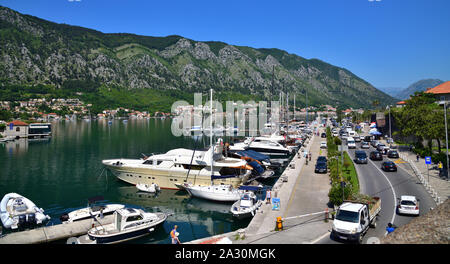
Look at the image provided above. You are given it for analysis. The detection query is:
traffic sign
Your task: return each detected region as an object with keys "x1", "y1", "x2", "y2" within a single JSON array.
[{"x1": 425, "y1": 156, "x2": 432, "y2": 165}]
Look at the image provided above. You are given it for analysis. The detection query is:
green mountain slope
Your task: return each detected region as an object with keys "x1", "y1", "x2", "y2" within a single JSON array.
[{"x1": 0, "y1": 5, "x2": 396, "y2": 111}]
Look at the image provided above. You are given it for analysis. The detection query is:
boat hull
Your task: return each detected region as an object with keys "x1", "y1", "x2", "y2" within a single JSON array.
[
  {"x1": 185, "y1": 186, "x2": 241, "y2": 202},
  {"x1": 104, "y1": 164, "x2": 248, "y2": 190},
  {"x1": 87, "y1": 213, "x2": 166, "y2": 244}
]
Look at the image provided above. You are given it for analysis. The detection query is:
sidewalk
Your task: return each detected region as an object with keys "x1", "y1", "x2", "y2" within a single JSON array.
[{"x1": 395, "y1": 147, "x2": 450, "y2": 204}]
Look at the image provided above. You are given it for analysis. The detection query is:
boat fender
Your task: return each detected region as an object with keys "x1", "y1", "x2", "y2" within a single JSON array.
[
  {"x1": 27, "y1": 213, "x2": 36, "y2": 224},
  {"x1": 18, "y1": 214, "x2": 26, "y2": 226},
  {"x1": 66, "y1": 237, "x2": 79, "y2": 244},
  {"x1": 149, "y1": 228, "x2": 155, "y2": 232}
]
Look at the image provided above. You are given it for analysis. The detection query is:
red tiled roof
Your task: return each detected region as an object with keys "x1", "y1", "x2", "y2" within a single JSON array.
[
  {"x1": 396, "y1": 101, "x2": 406, "y2": 105},
  {"x1": 425, "y1": 81, "x2": 450, "y2": 95},
  {"x1": 7, "y1": 120, "x2": 28, "y2": 126}
]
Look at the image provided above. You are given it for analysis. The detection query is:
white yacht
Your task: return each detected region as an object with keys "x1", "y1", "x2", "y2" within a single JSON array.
[
  {"x1": 102, "y1": 139, "x2": 253, "y2": 190},
  {"x1": 229, "y1": 137, "x2": 291, "y2": 157}
]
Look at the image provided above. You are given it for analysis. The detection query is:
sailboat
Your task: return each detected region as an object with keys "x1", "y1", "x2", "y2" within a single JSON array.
[{"x1": 180, "y1": 89, "x2": 250, "y2": 202}]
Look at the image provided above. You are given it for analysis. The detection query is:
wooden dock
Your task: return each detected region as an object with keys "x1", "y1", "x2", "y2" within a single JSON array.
[{"x1": 0, "y1": 215, "x2": 114, "y2": 244}]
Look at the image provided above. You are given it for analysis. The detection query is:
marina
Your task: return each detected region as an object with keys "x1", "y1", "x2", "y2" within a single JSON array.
[{"x1": 0, "y1": 116, "x2": 314, "y2": 244}]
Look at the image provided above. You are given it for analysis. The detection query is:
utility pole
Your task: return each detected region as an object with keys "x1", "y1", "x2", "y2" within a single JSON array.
[
  {"x1": 445, "y1": 100, "x2": 449, "y2": 180},
  {"x1": 388, "y1": 105, "x2": 392, "y2": 146},
  {"x1": 305, "y1": 89, "x2": 308, "y2": 124}
]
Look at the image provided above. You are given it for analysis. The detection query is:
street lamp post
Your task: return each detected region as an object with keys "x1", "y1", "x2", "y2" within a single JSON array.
[{"x1": 444, "y1": 101, "x2": 449, "y2": 180}]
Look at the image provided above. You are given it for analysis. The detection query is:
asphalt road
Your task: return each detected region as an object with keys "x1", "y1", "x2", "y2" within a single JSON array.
[{"x1": 318, "y1": 140, "x2": 437, "y2": 244}]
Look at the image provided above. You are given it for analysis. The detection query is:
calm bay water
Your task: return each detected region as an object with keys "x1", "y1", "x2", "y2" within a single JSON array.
[{"x1": 0, "y1": 118, "x2": 273, "y2": 243}]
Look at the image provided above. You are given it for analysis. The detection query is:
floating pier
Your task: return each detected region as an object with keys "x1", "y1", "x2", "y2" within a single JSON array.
[{"x1": 0, "y1": 215, "x2": 114, "y2": 244}]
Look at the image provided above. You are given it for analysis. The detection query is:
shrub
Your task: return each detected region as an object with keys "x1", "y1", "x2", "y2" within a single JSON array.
[{"x1": 328, "y1": 182, "x2": 353, "y2": 206}]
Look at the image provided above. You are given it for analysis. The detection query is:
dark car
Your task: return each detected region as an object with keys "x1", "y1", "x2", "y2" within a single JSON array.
[
  {"x1": 354, "y1": 151, "x2": 368, "y2": 164},
  {"x1": 387, "y1": 150, "x2": 399, "y2": 158},
  {"x1": 382, "y1": 161, "x2": 397, "y2": 172},
  {"x1": 315, "y1": 162, "x2": 328, "y2": 173},
  {"x1": 370, "y1": 151, "x2": 383, "y2": 161},
  {"x1": 321, "y1": 133, "x2": 327, "y2": 138},
  {"x1": 317, "y1": 156, "x2": 327, "y2": 163}
]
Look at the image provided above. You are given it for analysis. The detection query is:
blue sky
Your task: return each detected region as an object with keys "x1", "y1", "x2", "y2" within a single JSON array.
[{"x1": 1, "y1": 0, "x2": 449, "y2": 89}]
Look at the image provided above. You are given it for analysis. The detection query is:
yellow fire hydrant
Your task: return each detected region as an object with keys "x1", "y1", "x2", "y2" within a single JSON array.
[{"x1": 276, "y1": 217, "x2": 283, "y2": 231}]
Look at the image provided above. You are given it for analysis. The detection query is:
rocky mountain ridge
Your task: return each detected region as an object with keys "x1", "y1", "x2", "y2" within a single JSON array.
[{"x1": 0, "y1": 5, "x2": 396, "y2": 108}]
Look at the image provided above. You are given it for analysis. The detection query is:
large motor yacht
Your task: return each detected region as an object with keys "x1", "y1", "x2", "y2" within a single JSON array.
[
  {"x1": 229, "y1": 136, "x2": 292, "y2": 157},
  {"x1": 102, "y1": 139, "x2": 253, "y2": 190}
]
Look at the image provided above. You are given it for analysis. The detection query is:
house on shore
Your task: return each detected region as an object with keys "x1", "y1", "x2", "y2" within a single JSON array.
[
  {"x1": 5, "y1": 120, "x2": 29, "y2": 139},
  {"x1": 425, "y1": 81, "x2": 450, "y2": 104}
]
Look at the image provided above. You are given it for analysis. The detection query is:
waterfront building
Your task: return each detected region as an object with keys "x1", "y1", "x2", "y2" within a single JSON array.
[{"x1": 5, "y1": 120, "x2": 29, "y2": 138}]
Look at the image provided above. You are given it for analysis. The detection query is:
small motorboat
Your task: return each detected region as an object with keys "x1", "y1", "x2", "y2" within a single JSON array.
[
  {"x1": 136, "y1": 183, "x2": 160, "y2": 193},
  {"x1": 74, "y1": 208, "x2": 167, "y2": 244},
  {"x1": 230, "y1": 191, "x2": 262, "y2": 219},
  {"x1": 182, "y1": 183, "x2": 244, "y2": 202},
  {"x1": 0, "y1": 193, "x2": 50, "y2": 229},
  {"x1": 60, "y1": 196, "x2": 125, "y2": 223}
]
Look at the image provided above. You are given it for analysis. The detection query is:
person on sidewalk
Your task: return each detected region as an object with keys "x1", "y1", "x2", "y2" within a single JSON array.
[
  {"x1": 416, "y1": 154, "x2": 420, "y2": 162},
  {"x1": 266, "y1": 189, "x2": 271, "y2": 204}
]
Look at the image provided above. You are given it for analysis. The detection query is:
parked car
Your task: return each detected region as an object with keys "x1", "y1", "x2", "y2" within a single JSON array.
[
  {"x1": 387, "y1": 150, "x2": 399, "y2": 158},
  {"x1": 321, "y1": 133, "x2": 327, "y2": 138},
  {"x1": 320, "y1": 142, "x2": 327, "y2": 149},
  {"x1": 370, "y1": 151, "x2": 383, "y2": 161},
  {"x1": 381, "y1": 161, "x2": 397, "y2": 172},
  {"x1": 315, "y1": 162, "x2": 328, "y2": 173},
  {"x1": 354, "y1": 150, "x2": 368, "y2": 164},
  {"x1": 361, "y1": 141, "x2": 370, "y2": 149},
  {"x1": 397, "y1": 195, "x2": 420, "y2": 216}
]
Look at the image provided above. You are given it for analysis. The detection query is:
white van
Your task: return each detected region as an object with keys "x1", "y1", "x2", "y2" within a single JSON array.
[
  {"x1": 349, "y1": 131, "x2": 356, "y2": 137},
  {"x1": 347, "y1": 137, "x2": 356, "y2": 149}
]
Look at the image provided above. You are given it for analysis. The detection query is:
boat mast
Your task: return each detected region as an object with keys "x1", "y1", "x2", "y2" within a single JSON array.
[
  {"x1": 210, "y1": 88, "x2": 213, "y2": 184},
  {"x1": 294, "y1": 94, "x2": 296, "y2": 120}
]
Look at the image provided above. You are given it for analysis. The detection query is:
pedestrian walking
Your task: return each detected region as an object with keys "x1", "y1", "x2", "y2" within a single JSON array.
[
  {"x1": 416, "y1": 154, "x2": 420, "y2": 162},
  {"x1": 309, "y1": 152, "x2": 312, "y2": 161},
  {"x1": 438, "y1": 161, "x2": 443, "y2": 175}
]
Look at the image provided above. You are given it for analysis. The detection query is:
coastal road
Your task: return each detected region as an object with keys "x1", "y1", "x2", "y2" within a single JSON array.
[{"x1": 317, "y1": 141, "x2": 437, "y2": 244}]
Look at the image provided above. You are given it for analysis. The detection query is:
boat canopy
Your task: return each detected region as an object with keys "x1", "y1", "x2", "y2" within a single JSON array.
[
  {"x1": 248, "y1": 161, "x2": 265, "y2": 175},
  {"x1": 236, "y1": 150, "x2": 270, "y2": 162}
]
